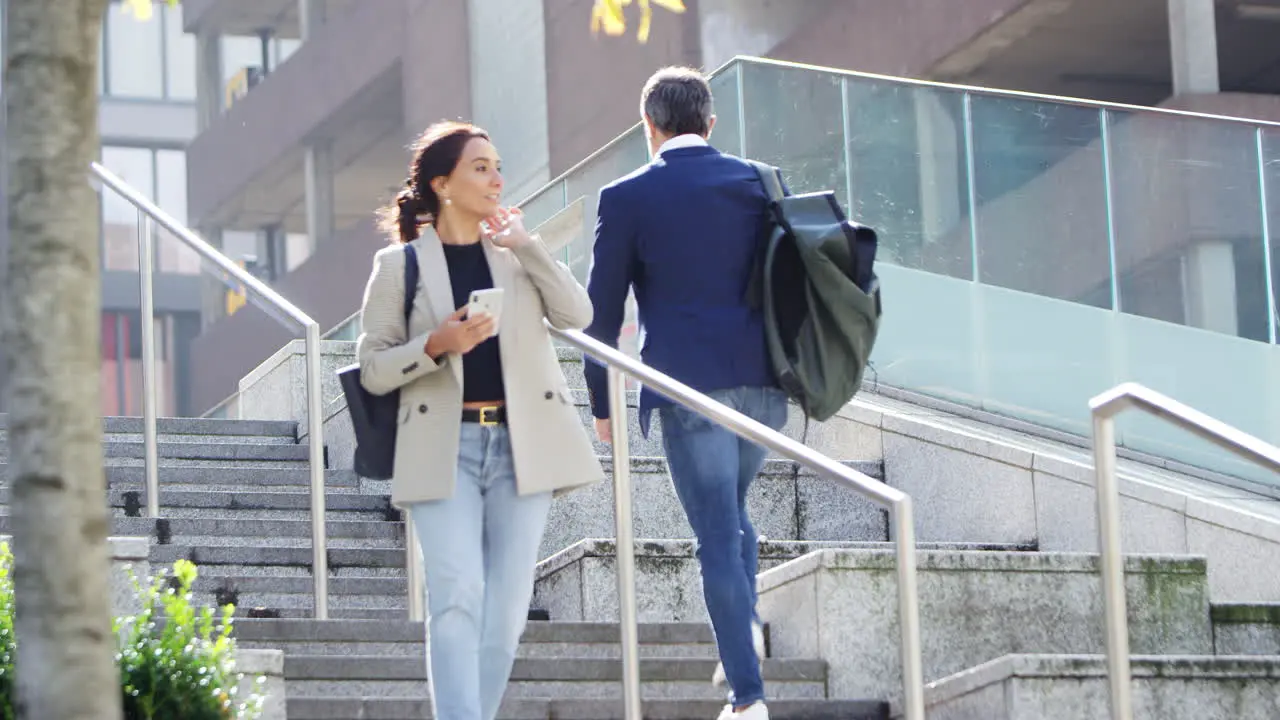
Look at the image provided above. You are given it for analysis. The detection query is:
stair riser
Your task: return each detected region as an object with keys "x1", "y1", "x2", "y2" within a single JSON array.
[
  {"x1": 116, "y1": 509, "x2": 391, "y2": 522},
  {"x1": 102, "y1": 433, "x2": 296, "y2": 446},
  {"x1": 240, "y1": 641, "x2": 719, "y2": 659},
  {"x1": 283, "y1": 679, "x2": 826, "y2": 700}
]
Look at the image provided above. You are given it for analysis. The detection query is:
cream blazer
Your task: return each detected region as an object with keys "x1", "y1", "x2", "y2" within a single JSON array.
[{"x1": 356, "y1": 228, "x2": 604, "y2": 506}]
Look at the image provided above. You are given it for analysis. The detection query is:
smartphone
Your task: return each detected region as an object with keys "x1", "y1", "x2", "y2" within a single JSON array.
[{"x1": 467, "y1": 288, "x2": 504, "y2": 335}]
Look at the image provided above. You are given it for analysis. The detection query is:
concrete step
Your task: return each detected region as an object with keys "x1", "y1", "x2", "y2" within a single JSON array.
[
  {"x1": 193, "y1": 590, "x2": 401, "y2": 614},
  {"x1": 102, "y1": 440, "x2": 311, "y2": 462},
  {"x1": 149, "y1": 543, "x2": 403, "y2": 568},
  {"x1": 101, "y1": 488, "x2": 393, "y2": 514},
  {"x1": 237, "y1": 620, "x2": 725, "y2": 659},
  {"x1": 0, "y1": 515, "x2": 399, "y2": 546},
  {"x1": 283, "y1": 655, "x2": 829, "y2": 700},
  {"x1": 235, "y1": 619, "x2": 715, "y2": 645},
  {"x1": 199, "y1": 574, "x2": 405, "y2": 598},
  {"x1": 287, "y1": 697, "x2": 887, "y2": 720},
  {"x1": 115, "y1": 507, "x2": 393, "y2": 522},
  {"x1": 0, "y1": 414, "x2": 297, "y2": 439},
  {"x1": 184, "y1": 564, "x2": 405, "y2": 580},
  {"x1": 90, "y1": 466, "x2": 356, "y2": 487}
]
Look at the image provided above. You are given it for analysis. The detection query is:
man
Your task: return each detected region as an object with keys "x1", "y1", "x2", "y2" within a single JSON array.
[{"x1": 583, "y1": 66, "x2": 788, "y2": 720}]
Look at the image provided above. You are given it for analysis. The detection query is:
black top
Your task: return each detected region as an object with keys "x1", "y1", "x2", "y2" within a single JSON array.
[{"x1": 441, "y1": 242, "x2": 506, "y2": 404}]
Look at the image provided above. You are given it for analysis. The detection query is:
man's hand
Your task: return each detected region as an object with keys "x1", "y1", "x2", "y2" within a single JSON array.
[{"x1": 594, "y1": 417, "x2": 612, "y2": 444}]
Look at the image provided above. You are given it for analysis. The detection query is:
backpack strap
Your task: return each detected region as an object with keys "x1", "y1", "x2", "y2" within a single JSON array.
[
  {"x1": 402, "y1": 243, "x2": 420, "y2": 327},
  {"x1": 743, "y1": 160, "x2": 787, "y2": 310},
  {"x1": 747, "y1": 160, "x2": 787, "y2": 202}
]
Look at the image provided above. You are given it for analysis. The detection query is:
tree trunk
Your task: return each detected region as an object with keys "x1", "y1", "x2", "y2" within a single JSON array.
[{"x1": 1, "y1": 2, "x2": 120, "y2": 719}]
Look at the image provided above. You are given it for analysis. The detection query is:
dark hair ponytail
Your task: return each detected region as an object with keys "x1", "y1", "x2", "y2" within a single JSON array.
[
  {"x1": 380, "y1": 121, "x2": 490, "y2": 244},
  {"x1": 393, "y1": 187, "x2": 427, "y2": 244}
]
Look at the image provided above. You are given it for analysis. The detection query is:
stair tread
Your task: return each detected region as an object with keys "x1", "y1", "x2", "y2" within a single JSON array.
[
  {"x1": 284, "y1": 696, "x2": 889, "y2": 720},
  {"x1": 234, "y1": 619, "x2": 726, "y2": 644},
  {"x1": 283, "y1": 654, "x2": 828, "y2": 682}
]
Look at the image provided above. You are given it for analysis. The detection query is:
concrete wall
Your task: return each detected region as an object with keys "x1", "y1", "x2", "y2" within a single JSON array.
[
  {"x1": 758, "y1": 549, "x2": 1213, "y2": 706},
  {"x1": 466, "y1": 0, "x2": 551, "y2": 203},
  {"x1": 542, "y1": 0, "x2": 701, "y2": 176},
  {"x1": 920, "y1": 654, "x2": 1280, "y2": 720}
]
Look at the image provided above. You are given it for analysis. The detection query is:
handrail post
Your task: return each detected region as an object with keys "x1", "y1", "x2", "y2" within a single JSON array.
[
  {"x1": 303, "y1": 323, "x2": 330, "y2": 620},
  {"x1": 892, "y1": 497, "x2": 925, "y2": 720},
  {"x1": 608, "y1": 366, "x2": 642, "y2": 720},
  {"x1": 1091, "y1": 410, "x2": 1132, "y2": 720},
  {"x1": 406, "y1": 512, "x2": 425, "y2": 621},
  {"x1": 138, "y1": 211, "x2": 160, "y2": 518}
]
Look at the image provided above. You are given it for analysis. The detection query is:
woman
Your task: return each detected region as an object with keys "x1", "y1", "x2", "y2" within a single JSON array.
[{"x1": 357, "y1": 121, "x2": 603, "y2": 720}]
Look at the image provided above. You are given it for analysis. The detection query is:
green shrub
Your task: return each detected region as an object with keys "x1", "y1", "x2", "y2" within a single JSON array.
[
  {"x1": 0, "y1": 545, "x2": 15, "y2": 720},
  {"x1": 0, "y1": 544, "x2": 264, "y2": 719}
]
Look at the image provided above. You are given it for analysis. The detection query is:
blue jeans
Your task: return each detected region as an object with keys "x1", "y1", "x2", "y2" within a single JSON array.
[
  {"x1": 408, "y1": 423, "x2": 553, "y2": 720},
  {"x1": 659, "y1": 386, "x2": 789, "y2": 707}
]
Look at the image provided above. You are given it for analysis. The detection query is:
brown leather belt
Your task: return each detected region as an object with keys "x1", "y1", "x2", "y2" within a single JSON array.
[{"x1": 461, "y1": 405, "x2": 506, "y2": 425}]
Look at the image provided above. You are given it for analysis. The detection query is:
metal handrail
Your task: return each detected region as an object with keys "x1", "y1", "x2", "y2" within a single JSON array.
[
  {"x1": 550, "y1": 325, "x2": 925, "y2": 720},
  {"x1": 88, "y1": 162, "x2": 331, "y2": 620},
  {"x1": 1089, "y1": 382, "x2": 1280, "y2": 720}
]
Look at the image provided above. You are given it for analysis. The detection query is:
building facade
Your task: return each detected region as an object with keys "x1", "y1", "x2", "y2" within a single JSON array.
[{"x1": 159, "y1": 0, "x2": 1280, "y2": 411}]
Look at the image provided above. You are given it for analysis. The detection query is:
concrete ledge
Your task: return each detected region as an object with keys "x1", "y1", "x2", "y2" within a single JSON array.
[
  {"x1": 0, "y1": 535, "x2": 151, "y2": 619},
  {"x1": 916, "y1": 654, "x2": 1280, "y2": 719},
  {"x1": 535, "y1": 539, "x2": 1036, "y2": 624},
  {"x1": 238, "y1": 339, "x2": 355, "y2": 426},
  {"x1": 1213, "y1": 603, "x2": 1280, "y2": 655},
  {"x1": 236, "y1": 648, "x2": 286, "y2": 720},
  {"x1": 758, "y1": 548, "x2": 1213, "y2": 707}
]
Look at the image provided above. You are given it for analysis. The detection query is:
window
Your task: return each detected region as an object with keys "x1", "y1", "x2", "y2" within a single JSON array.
[
  {"x1": 100, "y1": 1, "x2": 196, "y2": 100},
  {"x1": 100, "y1": 145, "x2": 199, "y2": 274}
]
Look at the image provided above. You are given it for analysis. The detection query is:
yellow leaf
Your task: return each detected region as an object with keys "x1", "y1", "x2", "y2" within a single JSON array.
[
  {"x1": 591, "y1": 0, "x2": 628, "y2": 37},
  {"x1": 650, "y1": 0, "x2": 687, "y2": 11},
  {"x1": 637, "y1": 1, "x2": 652, "y2": 43},
  {"x1": 122, "y1": 0, "x2": 154, "y2": 21}
]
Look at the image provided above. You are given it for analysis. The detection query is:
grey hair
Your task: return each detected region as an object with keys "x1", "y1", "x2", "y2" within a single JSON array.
[{"x1": 640, "y1": 66, "x2": 713, "y2": 137}]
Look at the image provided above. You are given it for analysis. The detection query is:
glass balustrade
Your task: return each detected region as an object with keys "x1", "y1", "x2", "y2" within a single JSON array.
[{"x1": 325, "y1": 57, "x2": 1280, "y2": 486}]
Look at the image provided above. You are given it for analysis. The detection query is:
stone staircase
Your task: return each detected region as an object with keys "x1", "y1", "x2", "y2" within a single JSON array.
[
  {"x1": 0, "y1": 414, "x2": 895, "y2": 718},
  {"x1": 5, "y1": 359, "x2": 1280, "y2": 717},
  {"x1": 235, "y1": 619, "x2": 887, "y2": 719}
]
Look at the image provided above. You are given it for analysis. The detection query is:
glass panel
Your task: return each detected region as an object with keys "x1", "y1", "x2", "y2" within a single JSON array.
[
  {"x1": 519, "y1": 181, "x2": 566, "y2": 235},
  {"x1": 101, "y1": 146, "x2": 156, "y2": 271},
  {"x1": 741, "y1": 62, "x2": 846, "y2": 200},
  {"x1": 970, "y1": 97, "x2": 1110, "y2": 306},
  {"x1": 562, "y1": 129, "x2": 648, "y2": 281},
  {"x1": 870, "y1": 262, "x2": 1280, "y2": 488},
  {"x1": 105, "y1": 3, "x2": 163, "y2": 98},
  {"x1": 845, "y1": 78, "x2": 972, "y2": 279},
  {"x1": 1109, "y1": 111, "x2": 1268, "y2": 341},
  {"x1": 708, "y1": 63, "x2": 742, "y2": 156},
  {"x1": 163, "y1": 4, "x2": 196, "y2": 100},
  {"x1": 1265, "y1": 130, "x2": 1279, "y2": 344}
]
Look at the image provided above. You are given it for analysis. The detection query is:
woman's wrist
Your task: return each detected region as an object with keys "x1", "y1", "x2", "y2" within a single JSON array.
[{"x1": 424, "y1": 334, "x2": 445, "y2": 359}]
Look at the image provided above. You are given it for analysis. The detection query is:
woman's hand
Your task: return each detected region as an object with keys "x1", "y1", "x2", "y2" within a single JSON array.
[
  {"x1": 424, "y1": 307, "x2": 496, "y2": 358},
  {"x1": 481, "y1": 207, "x2": 533, "y2": 249}
]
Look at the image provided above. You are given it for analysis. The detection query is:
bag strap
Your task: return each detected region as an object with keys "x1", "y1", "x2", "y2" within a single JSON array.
[
  {"x1": 747, "y1": 160, "x2": 787, "y2": 202},
  {"x1": 402, "y1": 244, "x2": 420, "y2": 328},
  {"x1": 742, "y1": 160, "x2": 787, "y2": 310}
]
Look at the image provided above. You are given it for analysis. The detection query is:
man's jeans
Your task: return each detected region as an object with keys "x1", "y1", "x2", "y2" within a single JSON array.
[
  {"x1": 408, "y1": 423, "x2": 553, "y2": 720},
  {"x1": 659, "y1": 386, "x2": 789, "y2": 707}
]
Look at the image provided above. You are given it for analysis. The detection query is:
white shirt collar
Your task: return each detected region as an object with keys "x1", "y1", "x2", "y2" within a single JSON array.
[{"x1": 657, "y1": 133, "x2": 709, "y2": 156}]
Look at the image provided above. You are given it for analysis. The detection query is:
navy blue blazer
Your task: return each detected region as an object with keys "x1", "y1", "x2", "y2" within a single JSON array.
[{"x1": 583, "y1": 144, "x2": 777, "y2": 434}]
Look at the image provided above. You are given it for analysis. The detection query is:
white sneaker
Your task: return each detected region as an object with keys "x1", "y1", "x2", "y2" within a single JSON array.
[
  {"x1": 712, "y1": 621, "x2": 765, "y2": 687},
  {"x1": 716, "y1": 701, "x2": 770, "y2": 720}
]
